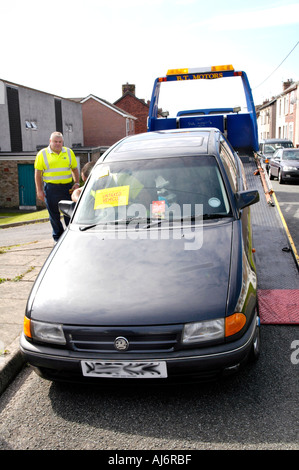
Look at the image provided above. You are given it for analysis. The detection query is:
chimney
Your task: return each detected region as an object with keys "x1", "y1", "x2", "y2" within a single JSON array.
[
  {"x1": 122, "y1": 83, "x2": 135, "y2": 95},
  {"x1": 283, "y1": 79, "x2": 293, "y2": 91}
]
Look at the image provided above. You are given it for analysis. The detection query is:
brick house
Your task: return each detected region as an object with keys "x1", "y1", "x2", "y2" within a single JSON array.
[
  {"x1": 256, "y1": 98, "x2": 277, "y2": 140},
  {"x1": 114, "y1": 84, "x2": 150, "y2": 134},
  {"x1": 79, "y1": 94, "x2": 137, "y2": 147},
  {"x1": 276, "y1": 80, "x2": 298, "y2": 144},
  {"x1": 257, "y1": 80, "x2": 299, "y2": 147}
]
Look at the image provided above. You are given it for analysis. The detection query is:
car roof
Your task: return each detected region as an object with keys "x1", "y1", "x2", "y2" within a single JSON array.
[
  {"x1": 102, "y1": 128, "x2": 221, "y2": 162},
  {"x1": 260, "y1": 138, "x2": 292, "y2": 143}
]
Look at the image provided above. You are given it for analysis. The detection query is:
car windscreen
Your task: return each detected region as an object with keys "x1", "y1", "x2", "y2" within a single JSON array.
[
  {"x1": 264, "y1": 145, "x2": 275, "y2": 154},
  {"x1": 281, "y1": 150, "x2": 299, "y2": 160},
  {"x1": 73, "y1": 155, "x2": 232, "y2": 226}
]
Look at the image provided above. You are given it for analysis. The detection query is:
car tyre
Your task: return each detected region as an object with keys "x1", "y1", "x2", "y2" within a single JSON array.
[
  {"x1": 278, "y1": 170, "x2": 284, "y2": 184},
  {"x1": 268, "y1": 167, "x2": 274, "y2": 180},
  {"x1": 249, "y1": 322, "x2": 261, "y2": 362}
]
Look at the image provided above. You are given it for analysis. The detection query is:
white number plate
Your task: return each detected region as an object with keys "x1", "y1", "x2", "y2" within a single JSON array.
[{"x1": 81, "y1": 360, "x2": 167, "y2": 379}]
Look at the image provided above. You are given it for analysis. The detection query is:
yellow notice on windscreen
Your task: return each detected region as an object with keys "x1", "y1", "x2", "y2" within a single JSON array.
[{"x1": 94, "y1": 185, "x2": 130, "y2": 209}]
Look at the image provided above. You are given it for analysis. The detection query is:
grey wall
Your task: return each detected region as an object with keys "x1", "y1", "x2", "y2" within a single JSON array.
[
  {"x1": 0, "y1": 80, "x2": 84, "y2": 152},
  {"x1": 0, "y1": 81, "x2": 11, "y2": 151}
]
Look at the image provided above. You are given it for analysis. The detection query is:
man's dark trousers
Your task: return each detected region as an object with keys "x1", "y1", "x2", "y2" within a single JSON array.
[{"x1": 44, "y1": 182, "x2": 72, "y2": 242}]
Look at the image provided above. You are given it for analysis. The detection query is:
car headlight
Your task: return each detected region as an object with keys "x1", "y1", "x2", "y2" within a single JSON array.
[
  {"x1": 24, "y1": 317, "x2": 66, "y2": 345},
  {"x1": 182, "y1": 313, "x2": 247, "y2": 344},
  {"x1": 283, "y1": 166, "x2": 297, "y2": 171},
  {"x1": 182, "y1": 319, "x2": 224, "y2": 344}
]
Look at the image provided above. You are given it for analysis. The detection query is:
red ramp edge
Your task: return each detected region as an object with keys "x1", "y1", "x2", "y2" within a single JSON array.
[{"x1": 258, "y1": 289, "x2": 299, "y2": 324}]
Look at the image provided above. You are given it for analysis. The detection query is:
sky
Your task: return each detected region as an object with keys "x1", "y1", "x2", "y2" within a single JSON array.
[{"x1": 1, "y1": 0, "x2": 299, "y2": 110}]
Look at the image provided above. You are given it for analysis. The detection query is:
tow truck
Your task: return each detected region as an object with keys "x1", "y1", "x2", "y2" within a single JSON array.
[
  {"x1": 148, "y1": 64, "x2": 299, "y2": 324},
  {"x1": 147, "y1": 64, "x2": 258, "y2": 158}
]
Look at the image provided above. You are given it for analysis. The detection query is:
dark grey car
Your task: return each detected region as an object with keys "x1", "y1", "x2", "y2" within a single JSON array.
[
  {"x1": 268, "y1": 148, "x2": 299, "y2": 184},
  {"x1": 20, "y1": 128, "x2": 260, "y2": 384},
  {"x1": 258, "y1": 139, "x2": 293, "y2": 171}
]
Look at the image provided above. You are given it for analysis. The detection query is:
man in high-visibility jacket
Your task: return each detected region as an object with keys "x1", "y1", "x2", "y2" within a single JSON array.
[{"x1": 34, "y1": 131, "x2": 80, "y2": 242}]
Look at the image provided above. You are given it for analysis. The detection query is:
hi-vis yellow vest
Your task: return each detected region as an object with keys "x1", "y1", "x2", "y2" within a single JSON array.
[{"x1": 35, "y1": 147, "x2": 76, "y2": 184}]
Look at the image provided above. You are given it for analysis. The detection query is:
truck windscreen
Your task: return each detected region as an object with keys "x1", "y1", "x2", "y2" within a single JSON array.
[{"x1": 158, "y1": 76, "x2": 247, "y2": 117}]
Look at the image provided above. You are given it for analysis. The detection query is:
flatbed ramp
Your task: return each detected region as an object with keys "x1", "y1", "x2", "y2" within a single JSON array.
[{"x1": 244, "y1": 157, "x2": 299, "y2": 324}]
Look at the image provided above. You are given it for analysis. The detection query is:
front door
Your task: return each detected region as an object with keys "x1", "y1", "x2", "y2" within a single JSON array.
[{"x1": 18, "y1": 164, "x2": 36, "y2": 208}]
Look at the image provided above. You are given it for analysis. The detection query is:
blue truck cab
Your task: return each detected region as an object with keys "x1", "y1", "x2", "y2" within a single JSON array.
[{"x1": 147, "y1": 65, "x2": 258, "y2": 156}]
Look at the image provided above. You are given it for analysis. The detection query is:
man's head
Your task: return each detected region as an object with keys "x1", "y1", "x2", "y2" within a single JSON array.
[
  {"x1": 81, "y1": 161, "x2": 96, "y2": 182},
  {"x1": 49, "y1": 132, "x2": 64, "y2": 154}
]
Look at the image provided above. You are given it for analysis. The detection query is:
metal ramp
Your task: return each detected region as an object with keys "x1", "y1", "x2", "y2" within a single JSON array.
[{"x1": 244, "y1": 157, "x2": 299, "y2": 324}]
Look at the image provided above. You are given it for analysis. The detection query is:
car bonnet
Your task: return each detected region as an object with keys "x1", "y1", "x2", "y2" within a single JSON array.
[{"x1": 28, "y1": 222, "x2": 234, "y2": 326}]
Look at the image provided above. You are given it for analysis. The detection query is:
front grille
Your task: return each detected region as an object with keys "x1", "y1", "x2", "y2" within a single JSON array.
[{"x1": 64, "y1": 325, "x2": 182, "y2": 353}]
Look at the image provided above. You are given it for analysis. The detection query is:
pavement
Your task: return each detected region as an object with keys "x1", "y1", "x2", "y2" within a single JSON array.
[
  {"x1": 0, "y1": 236, "x2": 53, "y2": 394},
  {"x1": 0, "y1": 156, "x2": 298, "y2": 395}
]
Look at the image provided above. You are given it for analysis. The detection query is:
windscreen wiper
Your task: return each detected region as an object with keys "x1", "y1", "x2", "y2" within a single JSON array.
[
  {"x1": 143, "y1": 218, "x2": 168, "y2": 229},
  {"x1": 79, "y1": 216, "x2": 149, "y2": 231},
  {"x1": 180, "y1": 213, "x2": 231, "y2": 222},
  {"x1": 202, "y1": 213, "x2": 232, "y2": 220},
  {"x1": 113, "y1": 216, "x2": 150, "y2": 225},
  {"x1": 79, "y1": 214, "x2": 231, "y2": 231},
  {"x1": 79, "y1": 223, "x2": 100, "y2": 231},
  {"x1": 145, "y1": 214, "x2": 203, "y2": 228}
]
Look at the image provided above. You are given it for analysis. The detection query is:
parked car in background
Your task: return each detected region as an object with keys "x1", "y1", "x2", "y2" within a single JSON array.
[
  {"x1": 258, "y1": 139, "x2": 294, "y2": 171},
  {"x1": 268, "y1": 148, "x2": 299, "y2": 184},
  {"x1": 20, "y1": 128, "x2": 260, "y2": 384}
]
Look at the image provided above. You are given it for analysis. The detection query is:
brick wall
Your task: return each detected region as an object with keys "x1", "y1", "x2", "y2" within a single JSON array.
[
  {"x1": 82, "y1": 98, "x2": 132, "y2": 147},
  {"x1": 0, "y1": 160, "x2": 33, "y2": 208},
  {"x1": 115, "y1": 93, "x2": 149, "y2": 134},
  {"x1": 0, "y1": 150, "x2": 103, "y2": 209}
]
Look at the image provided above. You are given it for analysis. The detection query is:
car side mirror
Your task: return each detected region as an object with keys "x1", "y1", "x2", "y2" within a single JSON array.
[
  {"x1": 58, "y1": 200, "x2": 76, "y2": 219},
  {"x1": 235, "y1": 190, "x2": 259, "y2": 211}
]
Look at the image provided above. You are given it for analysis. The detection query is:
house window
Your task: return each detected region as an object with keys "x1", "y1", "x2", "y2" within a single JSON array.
[{"x1": 25, "y1": 120, "x2": 38, "y2": 130}]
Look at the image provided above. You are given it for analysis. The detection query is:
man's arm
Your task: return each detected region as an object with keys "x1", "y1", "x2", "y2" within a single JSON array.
[
  {"x1": 71, "y1": 167, "x2": 80, "y2": 191},
  {"x1": 35, "y1": 169, "x2": 45, "y2": 202}
]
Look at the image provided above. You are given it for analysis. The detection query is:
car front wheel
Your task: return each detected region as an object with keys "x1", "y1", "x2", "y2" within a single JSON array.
[
  {"x1": 278, "y1": 170, "x2": 284, "y2": 184},
  {"x1": 249, "y1": 324, "x2": 260, "y2": 362}
]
